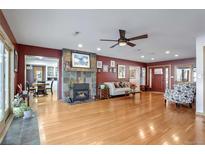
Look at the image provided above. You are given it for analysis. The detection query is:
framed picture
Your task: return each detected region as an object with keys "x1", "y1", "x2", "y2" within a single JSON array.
[
  {"x1": 97, "y1": 61, "x2": 103, "y2": 68},
  {"x1": 72, "y1": 52, "x2": 90, "y2": 68},
  {"x1": 129, "y1": 66, "x2": 137, "y2": 79},
  {"x1": 14, "y1": 50, "x2": 18, "y2": 72},
  {"x1": 109, "y1": 68, "x2": 112, "y2": 72},
  {"x1": 118, "y1": 65, "x2": 126, "y2": 79},
  {"x1": 113, "y1": 68, "x2": 117, "y2": 73},
  {"x1": 103, "y1": 65, "x2": 109, "y2": 72},
  {"x1": 110, "y1": 60, "x2": 115, "y2": 67}
]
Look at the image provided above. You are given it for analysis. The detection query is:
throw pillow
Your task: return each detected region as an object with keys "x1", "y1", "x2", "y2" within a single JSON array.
[
  {"x1": 119, "y1": 82, "x2": 124, "y2": 88},
  {"x1": 114, "y1": 82, "x2": 120, "y2": 88}
]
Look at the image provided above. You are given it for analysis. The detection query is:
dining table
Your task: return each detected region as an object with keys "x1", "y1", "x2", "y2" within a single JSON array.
[
  {"x1": 32, "y1": 82, "x2": 50, "y2": 96},
  {"x1": 32, "y1": 82, "x2": 49, "y2": 87}
]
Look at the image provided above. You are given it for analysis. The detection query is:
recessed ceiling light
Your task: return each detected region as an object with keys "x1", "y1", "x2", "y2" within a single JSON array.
[
  {"x1": 151, "y1": 58, "x2": 155, "y2": 60},
  {"x1": 165, "y1": 50, "x2": 170, "y2": 54},
  {"x1": 175, "y1": 54, "x2": 179, "y2": 57},
  {"x1": 97, "y1": 48, "x2": 101, "y2": 51},
  {"x1": 78, "y1": 44, "x2": 83, "y2": 48},
  {"x1": 140, "y1": 55, "x2": 145, "y2": 58}
]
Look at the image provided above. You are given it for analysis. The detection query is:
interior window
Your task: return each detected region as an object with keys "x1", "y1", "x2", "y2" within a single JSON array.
[{"x1": 176, "y1": 67, "x2": 191, "y2": 82}]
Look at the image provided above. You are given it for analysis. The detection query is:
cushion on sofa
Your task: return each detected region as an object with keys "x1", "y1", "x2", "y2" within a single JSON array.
[
  {"x1": 119, "y1": 82, "x2": 124, "y2": 88},
  {"x1": 115, "y1": 87, "x2": 130, "y2": 92},
  {"x1": 114, "y1": 82, "x2": 120, "y2": 88}
]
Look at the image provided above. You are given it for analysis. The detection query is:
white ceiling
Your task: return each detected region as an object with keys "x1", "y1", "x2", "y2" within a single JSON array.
[{"x1": 3, "y1": 9, "x2": 205, "y2": 63}]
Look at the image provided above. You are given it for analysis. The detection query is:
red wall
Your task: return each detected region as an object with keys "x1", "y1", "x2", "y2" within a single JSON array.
[
  {"x1": 147, "y1": 58, "x2": 196, "y2": 88},
  {"x1": 17, "y1": 44, "x2": 62, "y2": 98},
  {"x1": 96, "y1": 55, "x2": 146, "y2": 86}
]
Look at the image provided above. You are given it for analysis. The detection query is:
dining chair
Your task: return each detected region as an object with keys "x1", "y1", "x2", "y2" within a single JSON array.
[
  {"x1": 46, "y1": 80, "x2": 54, "y2": 95},
  {"x1": 36, "y1": 84, "x2": 46, "y2": 96},
  {"x1": 26, "y1": 81, "x2": 36, "y2": 94}
]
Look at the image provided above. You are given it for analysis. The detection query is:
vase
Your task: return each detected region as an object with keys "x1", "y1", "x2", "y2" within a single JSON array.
[{"x1": 23, "y1": 110, "x2": 32, "y2": 119}]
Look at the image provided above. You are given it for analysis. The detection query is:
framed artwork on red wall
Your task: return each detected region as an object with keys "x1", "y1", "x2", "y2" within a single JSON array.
[
  {"x1": 110, "y1": 60, "x2": 115, "y2": 67},
  {"x1": 97, "y1": 61, "x2": 102, "y2": 68},
  {"x1": 103, "y1": 65, "x2": 109, "y2": 72},
  {"x1": 118, "y1": 65, "x2": 126, "y2": 79}
]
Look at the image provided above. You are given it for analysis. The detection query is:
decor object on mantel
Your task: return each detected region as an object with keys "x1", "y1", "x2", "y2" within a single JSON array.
[
  {"x1": 110, "y1": 60, "x2": 115, "y2": 67},
  {"x1": 118, "y1": 65, "x2": 126, "y2": 78},
  {"x1": 64, "y1": 61, "x2": 71, "y2": 71},
  {"x1": 97, "y1": 61, "x2": 103, "y2": 68}
]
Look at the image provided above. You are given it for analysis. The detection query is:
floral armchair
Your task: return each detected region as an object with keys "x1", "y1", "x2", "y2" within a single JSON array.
[{"x1": 164, "y1": 82, "x2": 196, "y2": 108}]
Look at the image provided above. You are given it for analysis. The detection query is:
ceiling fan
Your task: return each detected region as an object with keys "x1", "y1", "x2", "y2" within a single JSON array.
[{"x1": 100, "y1": 29, "x2": 148, "y2": 48}]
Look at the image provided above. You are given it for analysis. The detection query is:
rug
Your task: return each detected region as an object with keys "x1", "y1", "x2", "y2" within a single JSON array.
[{"x1": 1, "y1": 112, "x2": 40, "y2": 145}]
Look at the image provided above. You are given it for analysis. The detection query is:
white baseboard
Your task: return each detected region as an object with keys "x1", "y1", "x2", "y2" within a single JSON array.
[{"x1": 196, "y1": 112, "x2": 205, "y2": 116}]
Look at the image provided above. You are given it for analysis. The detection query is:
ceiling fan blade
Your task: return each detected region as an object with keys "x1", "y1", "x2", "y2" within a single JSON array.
[
  {"x1": 128, "y1": 34, "x2": 148, "y2": 41},
  {"x1": 119, "y1": 29, "x2": 126, "y2": 38},
  {"x1": 100, "y1": 39, "x2": 118, "y2": 42},
  {"x1": 110, "y1": 43, "x2": 119, "y2": 48},
  {"x1": 127, "y1": 42, "x2": 136, "y2": 47}
]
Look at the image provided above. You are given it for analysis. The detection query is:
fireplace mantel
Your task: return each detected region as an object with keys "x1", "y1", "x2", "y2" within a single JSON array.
[{"x1": 62, "y1": 49, "x2": 97, "y2": 101}]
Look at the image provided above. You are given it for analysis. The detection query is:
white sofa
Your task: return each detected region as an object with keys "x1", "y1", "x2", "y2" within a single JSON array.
[{"x1": 104, "y1": 82, "x2": 131, "y2": 96}]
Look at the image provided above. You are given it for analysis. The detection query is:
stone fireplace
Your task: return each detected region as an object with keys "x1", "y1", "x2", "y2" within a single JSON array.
[{"x1": 62, "y1": 49, "x2": 97, "y2": 102}]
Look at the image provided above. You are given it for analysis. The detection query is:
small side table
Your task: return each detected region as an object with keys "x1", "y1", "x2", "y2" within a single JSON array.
[{"x1": 98, "y1": 88, "x2": 110, "y2": 99}]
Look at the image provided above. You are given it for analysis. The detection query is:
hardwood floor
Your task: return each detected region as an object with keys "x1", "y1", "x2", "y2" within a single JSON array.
[{"x1": 32, "y1": 92, "x2": 205, "y2": 145}]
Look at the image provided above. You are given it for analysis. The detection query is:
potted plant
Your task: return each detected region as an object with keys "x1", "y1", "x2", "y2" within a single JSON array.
[
  {"x1": 23, "y1": 106, "x2": 33, "y2": 119},
  {"x1": 12, "y1": 96, "x2": 25, "y2": 118}
]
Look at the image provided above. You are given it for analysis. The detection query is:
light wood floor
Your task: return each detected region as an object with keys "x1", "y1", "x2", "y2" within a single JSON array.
[{"x1": 32, "y1": 92, "x2": 205, "y2": 145}]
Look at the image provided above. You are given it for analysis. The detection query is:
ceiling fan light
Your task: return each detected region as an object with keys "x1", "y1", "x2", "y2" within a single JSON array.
[{"x1": 119, "y1": 42, "x2": 127, "y2": 46}]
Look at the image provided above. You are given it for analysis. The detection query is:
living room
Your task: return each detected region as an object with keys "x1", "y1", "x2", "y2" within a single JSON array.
[{"x1": 0, "y1": 3, "x2": 205, "y2": 153}]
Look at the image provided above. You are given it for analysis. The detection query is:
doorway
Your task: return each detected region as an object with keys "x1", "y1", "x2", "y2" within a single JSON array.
[
  {"x1": 25, "y1": 56, "x2": 59, "y2": 99},
  {"x1": 148, "y1": 66, "x2": 170, "y2": 92}
]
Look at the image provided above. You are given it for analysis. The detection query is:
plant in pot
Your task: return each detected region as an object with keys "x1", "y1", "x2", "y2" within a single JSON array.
[
  {"x1": 12, "y1": 96, "x2": 25, "y2": 118},
  {"x1": 23, "y1": 106, "x2": 33, "y2": 119},
  {"x1": 99, "y1": 84, "x2": 109, "y2": 90}
]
